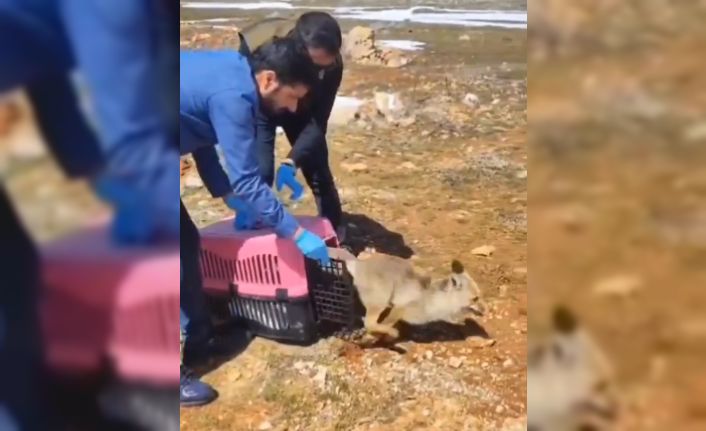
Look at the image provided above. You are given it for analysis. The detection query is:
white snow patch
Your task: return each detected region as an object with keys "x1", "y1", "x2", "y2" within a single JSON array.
[
  {"x1": 378, "y1": 39, "x2": 426, "y2": 51},
  {"x1": 334, "y1": 7, "x2": 527, "y2": 29},
  {"x1": 181, "y1": 2, "x2": 294, "y2": 10}
]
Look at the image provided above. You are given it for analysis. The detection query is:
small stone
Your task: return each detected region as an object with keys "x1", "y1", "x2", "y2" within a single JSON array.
[
  {"x1": 397, "y1": 116, "x2": 416, "y2": 127},
  {"x1": 471, "y1": 245, "x2": 496, "y2": 257},
  {"x1": 422, "y1": 409, "x2": 431, "y2": 417},
  {"x1": 683, "y1": 121, "x2": 706, "y2": 142},
  {"x1": 593, "y1": 274, "x2": 643, "y2": 298},
  {"x1": 513, "y1": 267, "x2": 527, "y2": 275},
  {"x1": 459, "y1": 34, "x2": 471, "y2": 41},
  {"x1": 449, "y1": 357, "x2": 464, "y2": 368},
  {"x1": 451, "y1": 210, "x2": 472, "y2": 222},
  {"x1": 462, "y1": 93, "x2": 481, "y2": 109},
  {"x1": 515, "y1": 169, "x2": 527, "y2": 179},
  {"x1": 184, "y1": 175, "x2": 204, "y2": 189},
  {"x1": 258, "y1": 421, "x2": 273, "y2": 430},
  {"x1": 340, "y1": 161, "x2": 369, "y2": 173},
  {"x1": 467, "y1": 337, "x2": 496, "y2": 348},
  {"x1": 313, "y1": 366, "x2": 328, "y2": 388},
  {"x1": 424, "y1": 350, "x2": 434, "y2": 360},
  {"x1": 498, "y1": 284, "x2": 509, "y2": 297},
  {"x1": 503, "y1": 358, "x2": 514, "y2": 369},
  {"x1": 400, "y1": 161, "x2": 419, "y2": 171},
  {"x1": 495, "y1": 405, "x2": 505, "y2": 414}
]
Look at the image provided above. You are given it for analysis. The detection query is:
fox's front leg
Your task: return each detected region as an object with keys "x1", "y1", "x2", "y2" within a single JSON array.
[{"x1": 362, "y1": 307, "x2": 400, "y2": 343}]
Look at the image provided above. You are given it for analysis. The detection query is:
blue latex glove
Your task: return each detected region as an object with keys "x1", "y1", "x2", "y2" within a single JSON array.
[
  {"x1": 223, "y1": 195, "x2": 260, "y2": 230},
  {"x1": 275, "y1": 162, "x2": 304, "y2": 201},
  {"x1": 93, "y1": 177, "x2": 155, "y2": 244},
  {"x1": 294, "y1": 229, "x2": 330, "y2": 265}
]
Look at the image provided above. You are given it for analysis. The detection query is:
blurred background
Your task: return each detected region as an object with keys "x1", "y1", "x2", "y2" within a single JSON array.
[{"x1": 529, "y1": 0, "x2": 706, "y2": 429}]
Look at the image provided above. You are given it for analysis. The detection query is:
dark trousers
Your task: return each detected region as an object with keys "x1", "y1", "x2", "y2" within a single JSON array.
[
  {"x1": 0, "y1": 188, "x2": 52, "y2": 429},
  {"x1": 256, "y1": 112, "x2": 343, "y2": 231},
  {"x1": 179, "y1": 200, "x2": 212, "y2": 345}
]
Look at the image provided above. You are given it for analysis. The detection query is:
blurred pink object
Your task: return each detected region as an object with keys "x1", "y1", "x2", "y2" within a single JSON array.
[{"x1": 40, "y1": 223, "x2": 179, "y2": 385}]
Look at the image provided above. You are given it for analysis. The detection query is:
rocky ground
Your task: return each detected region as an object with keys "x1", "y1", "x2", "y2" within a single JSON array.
[
  {"x1": 530, "y1": 1, "x2": 706, "y2": 430},
  {"x1": 179, "y1": 17, "x2": 527, "y2": 431}
]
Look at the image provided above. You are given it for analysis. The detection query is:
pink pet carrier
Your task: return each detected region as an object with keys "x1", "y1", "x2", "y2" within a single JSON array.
[
  {"x1": 199, "y1": 215, "x2": 361, "y2": 343},
  {"x1": 40, "y1": 222, "x2": 180, "y2": 386}
]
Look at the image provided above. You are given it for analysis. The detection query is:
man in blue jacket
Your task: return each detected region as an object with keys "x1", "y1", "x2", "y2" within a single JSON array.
[{"x1": 180, "y1": 38, "x2": 331, "y2": 404}]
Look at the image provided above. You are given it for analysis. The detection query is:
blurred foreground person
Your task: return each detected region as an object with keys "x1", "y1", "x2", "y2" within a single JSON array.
[{"x1": 0, "y1": 0, "x2": 180, "y2": 428}]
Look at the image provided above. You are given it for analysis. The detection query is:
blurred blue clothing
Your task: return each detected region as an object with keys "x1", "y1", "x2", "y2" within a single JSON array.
[
  {"x1": 0, "y1": 0, "x2": 178, "y2": 237},
  {"x1": 0, "y1": 1, "x2": 178, "y2": 428},
  {"x1": 180, "y1": 50, "x2": 299, "y2": 238}
]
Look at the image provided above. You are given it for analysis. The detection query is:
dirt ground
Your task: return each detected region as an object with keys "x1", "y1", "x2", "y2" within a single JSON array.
[
  {"x1": 529, "y1": 1, "x2": 706, "y2": 430},
  {"x1": 178, "y1": 20, "x2": 527, "y2": 431}
]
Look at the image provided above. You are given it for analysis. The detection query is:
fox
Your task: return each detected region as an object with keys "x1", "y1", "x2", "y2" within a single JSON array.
[
  {"x1": 528, "y1": 306, "x2": 619, "y2": 431},
  {"x1": 336, "y1": 249, "x2": 487, "y2": 342}
]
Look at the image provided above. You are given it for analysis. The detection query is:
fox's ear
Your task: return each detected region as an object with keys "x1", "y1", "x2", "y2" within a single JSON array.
[
  {"x1": 451, "y1": 260, "x2": 464, "y2": 274},
  {"x1": 552, "y1": 305, "x2": 578, "y2": 334}
]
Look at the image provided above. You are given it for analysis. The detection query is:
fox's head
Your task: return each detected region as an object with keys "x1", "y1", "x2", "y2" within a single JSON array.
[{"x1": 437, "y1": 260, "x2": 486, "y2": 317}]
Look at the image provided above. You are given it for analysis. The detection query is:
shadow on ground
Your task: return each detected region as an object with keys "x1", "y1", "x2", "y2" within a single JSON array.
[
  {"x1": 398, "y1": 318, "x2": 490, "y2": 343},
  {"x1": 342, "y1": 212, "x2": 414, "y2": 258}
]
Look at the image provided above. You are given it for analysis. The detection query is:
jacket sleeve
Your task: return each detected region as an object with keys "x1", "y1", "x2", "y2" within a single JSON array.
[
  {"x1": 208, "y1": 90, "x2": 299, "y2": 238},
  {"x1": 287, "y1": 62, "x2": 343, "y2": 165},
  {"x1": 191, "y1": 145, "x2": 231, "y2": 198}
]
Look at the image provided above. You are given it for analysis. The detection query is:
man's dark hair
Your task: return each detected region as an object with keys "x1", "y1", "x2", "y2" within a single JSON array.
[
  {"x1": 250, "y1": 37, "x2": 317, "y2": 88},
  {"x1": 293, "y1": 12, "x2": 342, "y2": 55}
]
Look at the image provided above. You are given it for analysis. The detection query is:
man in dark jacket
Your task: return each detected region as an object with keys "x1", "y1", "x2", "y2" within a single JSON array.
[{"x1": 239, "y1": 12, "x2": 345, "y2": 240}]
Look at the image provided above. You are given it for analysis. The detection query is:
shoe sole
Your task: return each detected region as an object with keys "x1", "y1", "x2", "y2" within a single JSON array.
[{"x1": 180, "y1": 397, "x2": 217, "y2": 408}]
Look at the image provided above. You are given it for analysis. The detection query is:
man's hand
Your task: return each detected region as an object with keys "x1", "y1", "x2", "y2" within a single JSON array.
[
  {"x1": 293, "y1": 227, "x2": 330, "y2": 265},
  {"x1": 275, "y1": 160, "x2": 304, "y2": 201},
  {"x1": 93, "y1": 176, "x2": 156, "y2": 243},
  {"x1": 223, "y1": 194, "x2": 260, "y2": 230}
]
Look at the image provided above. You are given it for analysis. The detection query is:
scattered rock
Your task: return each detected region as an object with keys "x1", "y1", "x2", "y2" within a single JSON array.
[
  {"x1": 183, "y1": 174, "x2": 204, "y2": 189},
  {"x1": 192, "y1": 33, "x2": 212, "y2": 42},
  {"x1": 683, "y1": 121, "x2": 706, "y2": 142},
  {"x1": 471, "y1": 245, "x2": 496, "y2": 257},
  {"x1": 467, "y1": 337, "x2": 496, "y2": 348},
  {"x1": 374, "y1": 92, "x2": 406, "y2": 116},
  {"x1": 496, "y1": 405, "x2": 505, "y2": 414},
  {"x1": 451, "y1": 210, "x2": 472, "y2": 222},
  {"x1": 448, "y1": 357, "x2": 464, "y2": 368},
  {"x1": 462, "y1": 93, "x2": 481, "y2": 110},
  {"x1": 516, "y1": 169, "x2": 528, "y2": 179},
  {"x1": 424, "y1": 350, "x2": 434, "y2": 360},
  {"x1": 342, "y1": 26, "x2": 410, "y2": 68},
  {"x1": 258, "y1": 421, "x2": 273, "y2": 430},
  {"x1": 400, "y1": 161, "x2": 419, "y2": 171},
  {"x1": 503, "y1": 358, "x2": 514, "y2": 369},
  {"x1": 313, "y1": 366, "x2": 328, "y2": 389},
  {"x1": 593, "y1": 274, "x2": 643, "y2": 298},
  {"x1": 340, "y1": 161, "x2": 369, "y2": 173},
  {"x1": 513, "y1": 267, "x2": 528, "y2": 275},
  {"x1": 498, "y1": 284, "x2": 510, "y2": 297}
]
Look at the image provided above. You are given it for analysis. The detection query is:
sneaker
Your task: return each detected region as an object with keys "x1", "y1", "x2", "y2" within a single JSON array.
[{"x1": 180, "y1": 367, "x2": 217, "y2": 407}]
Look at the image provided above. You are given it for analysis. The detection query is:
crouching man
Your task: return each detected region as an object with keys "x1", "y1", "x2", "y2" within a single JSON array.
[{"x1": 179, "y1": 38, "x2": 331, "y2": 406}]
